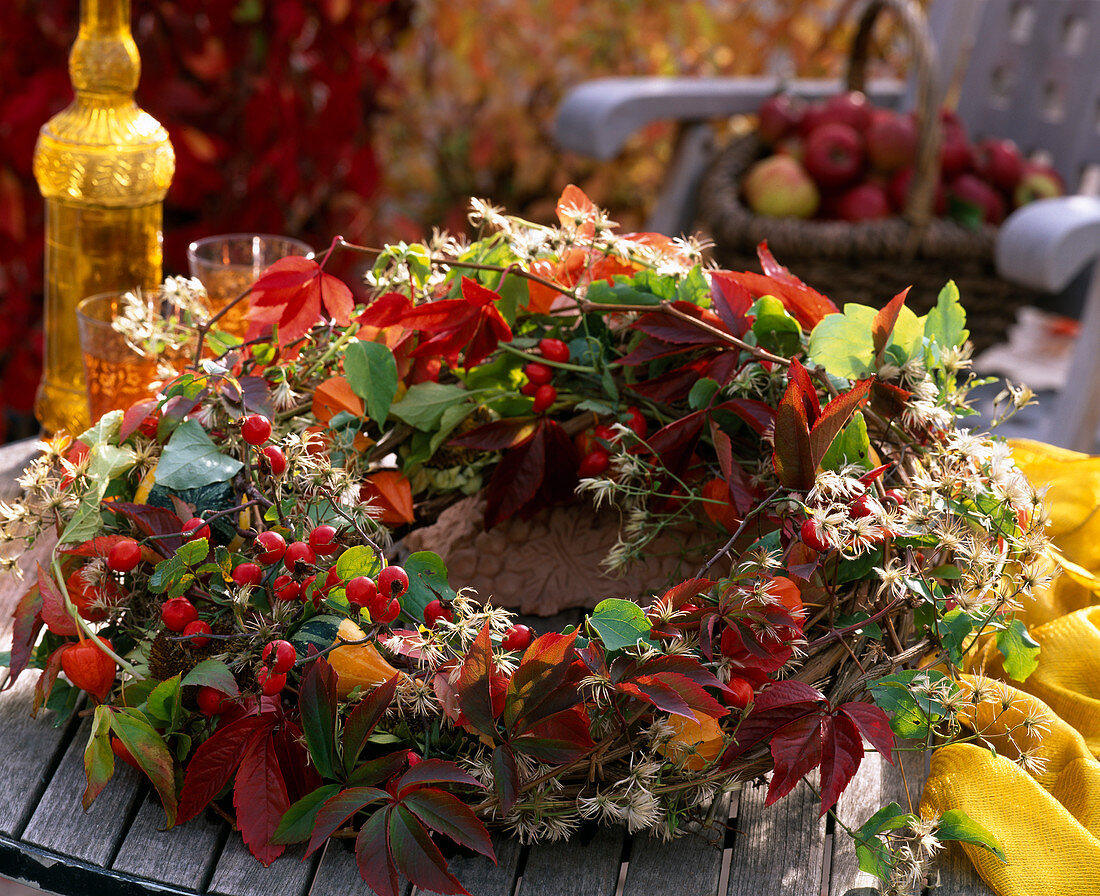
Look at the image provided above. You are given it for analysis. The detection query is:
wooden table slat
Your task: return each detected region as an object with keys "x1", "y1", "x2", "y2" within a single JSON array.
[
  {"x1": 725, "y1": 779, "x2": 827, "y2": 896},
  {"x1": 621, "y1": 794, "x2": 728, "y2": 896},
  {"x1": 21, "y1": 717, "x2": 146, "y2": 866},
  {"x1": 111, "y1": 792, "x2": 227, "y2": 892},
  {"x1": 518, "y1": 824, "x2": 626, "y2": 896},
  {"x1": 205, "y1": 837, "x2": 316, "y2": 896}
]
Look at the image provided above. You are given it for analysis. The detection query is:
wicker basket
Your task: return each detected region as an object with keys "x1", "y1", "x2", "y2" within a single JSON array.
[{"x1": 699, "y1": 0, "x2": 1039, "y2": 354}]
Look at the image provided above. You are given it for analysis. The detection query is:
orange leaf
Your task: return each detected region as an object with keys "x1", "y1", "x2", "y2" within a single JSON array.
[
  {"x1": 359, "y1": 471, "x2": 415, "y2": 526},
  {"x1": 312, "y1": 376, "x2": 363, "y2": 426}
]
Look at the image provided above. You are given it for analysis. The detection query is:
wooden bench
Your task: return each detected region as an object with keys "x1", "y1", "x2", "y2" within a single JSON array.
[{"x1": 0, "y1": 437, "x2": 992, "y2": 895}]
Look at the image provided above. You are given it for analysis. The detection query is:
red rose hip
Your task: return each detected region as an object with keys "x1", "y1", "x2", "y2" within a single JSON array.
[
  {"x1": 254, "y1": 531, "x2": 287, "y2": 565},
  {"x1": 161, "y1": 596, "x2": 198, "y2": 632},
  {"x1": 262, "y1": 639, "x2": 296, "y2": 674},
  {"x1": 378, "y1": 565, "x2": 409, "y2": 599},
  {"x1": 106, "y1": 538, "x2": 141, "y2": 573},
  {"x1": 240, "y1": 413, "x2": 272, "y2": 446}
]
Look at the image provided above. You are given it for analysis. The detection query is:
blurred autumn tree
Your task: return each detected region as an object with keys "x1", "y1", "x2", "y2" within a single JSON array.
[{"x1": 1, "y1": 0, "x2": 912, "y2": 441}]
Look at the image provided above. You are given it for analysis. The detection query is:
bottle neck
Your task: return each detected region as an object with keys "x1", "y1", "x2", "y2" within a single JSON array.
[{"x1": 70, "y1": 0, "x2": 140, "y2": 97}]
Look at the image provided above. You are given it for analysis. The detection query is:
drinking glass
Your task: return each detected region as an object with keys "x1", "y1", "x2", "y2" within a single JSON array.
[
  {"x1": 187, "y1": 234, "x2": 314, "y2": 338},
  {"x1": 76, "y1": 290, "x2": 195, "y2": 423}
]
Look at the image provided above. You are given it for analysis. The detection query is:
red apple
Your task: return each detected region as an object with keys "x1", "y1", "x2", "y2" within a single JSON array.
[
  {"x1": 823, "y1": 90, "x2": 873, "y2": 132},
  {"x1": 1013, "y1": 161, "x2": 1065, "y2": 207},
  {"x1": 974, "y1": 138, "x2": 1024, "y2": 192},
  {"x1": 798, "y1": 102, "x2": 829, "y2": 137},
  {"x1": 888, "y1": 167, "x2": 948, "y2": 216},
  {"x1": 757, "y1": 93, "x2": 804, "y2": 145},
  {"x1": 835, "y1": 182, "x2": 892, "y2": 221},
  {"x1": 742, "y1": 155, "x2": 820, "y2": 219},
  {"x1": 949, "y1": 172, "x2": 1006, "y2": 225},
  {"x1": 939, "y1": 131, "x2": 974, "y2": 178},
  {"x1": 803, "y1": 122, "x2": 865, "y2": 189},
  {"x1": 866, "y1": 110, "x2": 918, "y2": 173}
]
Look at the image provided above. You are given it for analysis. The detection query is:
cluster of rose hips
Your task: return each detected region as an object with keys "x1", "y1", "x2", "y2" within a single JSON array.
[
  {"x1": 520, "y1": 338, "x2": 570, "y2": 414},
  {"x1": 240, "y1": 412, "x2": 286, "y2": 474},
  {"x1": 573, "y1": 406, "x2": 647, "y2": 478}
]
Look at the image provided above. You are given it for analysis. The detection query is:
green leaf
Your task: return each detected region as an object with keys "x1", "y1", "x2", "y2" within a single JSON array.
[
  {"x1": 688, "y1": 378, "x2": 720, "y2": 411},
  {"x1": 936, "y1": 809, "x2": 1006, "y2": 861},
  {"x1": 155, "y1": 419, "x2": 243, "y2": 490},
  {"x1": 586, "y1": 278, "x2": 662, "y2": 306},
  {"x1": 852, "y1": 802, "x2": 917, "y2": 881},
  {"x1": 145, "y1": 675, "x2": 183, "y2": 729},
  {"x1": 182, "y1": 658, "x2": 240, "y2": 696},
  {"x1": 818, "y1": 412, "x2": 872, "y2": 471},
  {"x1": 996, "y1": 618, "x2": 1041, "y2": 682},
  {"x1": 109, "y1": 708, "x2": 179, "y2": 827},
  {"x1": 45, "y1": 679, "x2": 81, "y2": 727},
  {"x1": 389, "y1": 382, "x2": 468, "y2": 431},
  {"x1": 807, "y1": 304, "x2": 877, "y2": 379},
  {"x1": 674, "y1": 266, "x2": 709, "y2": 306},
  {"x1": 588, "y1": 598, "x2": 653, "y2": 652},
  {"x1": 335, "y1": 545, "x2": 384, "y2": 582},
  {"x1": 925, "y1": 281, "x2": 969, "y2": 358},
  {"x1": 61, "y1": 442, "x2": 139, "y2": 544},
  {"x1": 868, "y1": 670, "x2": 955, "y2": 739},
  {"x1": 345, "y1": 340, "x2": 399, "y2": 425},
  {"x1": 886, "y1": 305, "x2": 924, "y2": 362},
  {"x1": 78, "y1": 409, "x2": 124, "y2": 446},
  {"x1": 148, "y1": 539, "x2": 209, "y2": 597},
  {"x1": 82, "y1": 705, "x2": 115, "y2": 810},
  {"x1": 749, "y1": 295, "x2": 801, "y2": 356},
  {"x1": 429, "y1": 403, "x2": 477, "y2": 456},
  {"x1": 938, "y1": 609, "x2": 977, "y2": 665},
  {"x1": 402, "y1": 552, "x2": 456, "y2": 621},
  {"x1": 272, "y1": 784, "x2": 342, "y2": 845}
]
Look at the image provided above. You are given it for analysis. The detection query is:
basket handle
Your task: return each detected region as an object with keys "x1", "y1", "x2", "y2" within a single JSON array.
[{"x1": 845, "y1": 0, "x2": 942, "y2": 236}]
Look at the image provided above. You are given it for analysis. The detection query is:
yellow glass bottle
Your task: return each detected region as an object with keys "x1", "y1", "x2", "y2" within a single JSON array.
[{"x1": 33, "y1": 0, "x2": 174, "y2": 435}]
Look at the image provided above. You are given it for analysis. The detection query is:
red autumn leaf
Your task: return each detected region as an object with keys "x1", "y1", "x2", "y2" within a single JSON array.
[
  {"x1": 617, "y1": 335, "x2": 697, "y2": 367},
  {"x1": 389, "y1": 804, "x2": 469, "y2": 896},
  {"x1": 788, "y1": 357, "x2": 821, "y2": 426},
  {"x1": 247, "y1": 256, "x2": 354, "y2": 346},
  {"x1": 755, "y1": 242, "x2": 839, "y2": 328},
  {"x1": 482, "y1": 419, "x2": 575, "y2": 528},
  {"x1": 312, "y1": 375, "x2": 364, "y2": 425},
  {"x1": 449, "y1": 417, "x2": 538, "y2": 452},
  {"x1": 455, "y1": 624, "x2": 498, "y2": 738},
  {"x1": 396, "y1": 759, "x2": 484, "y2": 798},
  {"x1": 772, "y1": 375, "x2": 815, "y2": 491},
  {"x1": 872, "y1": 288, "x2": 911, "y2": 362},
  {"x1": 355, "y1": 291, "x2": 415, "y2": 328},
  {"x1": 647, "y1": 410, "x2": 706, "y2": 478},
  {"x1": 721, "y1": 680, "x2": 826, "y2": 764},
  {"x1": 7, "y1": 583, "x2": 43, "y2": 684},
  {"x1": 513, "y1": 705, "x2": 595, "y2": 764},
  {"x1": 871, "y1": 380, "x2": 912, "y2": 419},
  {"x1": 838, "y1": 701, "x2": 896, "y2": 761},
  {"x1": 37, "y1": 562, "x2": 77, "y2": 637},
  {"x1": 271, "y1": 718, "x2": 322, "y2": 805},
  {"x1": 504, "y1": 630, "x2": 579, "y2": 734},
  {"x1": 359, "y1": 471, "x2": 415, "y2": 526},
  {"x1": 404, "y1": 277, "x2": 512, "y2": 368},
  {"x1": 713, "y1": 398, "x2": 776, "y2": 436},
  {"x1": 177, "y1": 715, "x2": 272, "y2": 824},
  {"x1": 659, "y1": 578, "x2": 717, "y2": 611},
  {"x1": 109, "y1": 504, "x2": 184, "y2": 557},
  {"x1": 308, "y1": 786, "x2": 389, "y2": 857},
  {"x1": 401, "y1": 788, "x2": 496, "y2": 861},
  {"x1": 120, "y1": 399, "x2": 160, "y2": 442},
  {"x1": 556, "y1": 183, "x2": 598, "y2": 239},
  {"x1": 492, "y1": 744, "x2": 520, "y2": 815},
  {"x1": 618, "y1": 671, "x2": 728, "y2": 721},
  {"x1": 808, "y1": 378, "x2": 873, "y2": 470},
  {"x1": 631, "y1": 302, "x2": 728, "y2": 346},
  {"x1": 32, "y1": 645, "x2": 68, "y2": 718},
  {"x1": 708, "y1": 271, "x2": 754, "y2": 337},
  {"x1": 766, "y1": 710, "x2": 864, "y2": 814},
  {"x1": 235, "y1": 734, "x2": 292, "y2": 866}
]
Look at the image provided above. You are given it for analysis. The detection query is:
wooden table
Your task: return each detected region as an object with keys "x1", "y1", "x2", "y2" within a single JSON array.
[{"x1": 0, "y1": 439, "x2": 992, "y2": 896}]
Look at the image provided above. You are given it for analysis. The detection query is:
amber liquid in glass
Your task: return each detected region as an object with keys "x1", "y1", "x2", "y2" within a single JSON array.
[
  {"x1": 81, "y1": 351, "x2": 167, "y2": 422},
  {"x1": 33, "y1": 0, "x2": 174, "y2": 435}
]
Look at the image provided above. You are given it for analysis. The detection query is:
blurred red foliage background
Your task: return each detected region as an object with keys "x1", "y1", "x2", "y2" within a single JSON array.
[{"x1": 1, "y1": 0, "x2": 897, "y2": 443}]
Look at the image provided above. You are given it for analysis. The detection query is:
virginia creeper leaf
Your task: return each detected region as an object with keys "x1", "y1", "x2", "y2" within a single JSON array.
[
  {"x1": 271, "y1": 783, "x2": 342, "y2": 845},
  {"x1": 402, "y1": 788, "x2": 496, "y2": 860},
  {"x1": 83, "y1": 705, "x2": 115, "y2": 810},
  {"x1": 298, "y1": 656, "x2": 338, "y2": 780},
  {"x1": 234, "y1": 733, "x2": 290, "y2": 866},
  {"x1": 110, "y1": 708, "x2": 179, "y2": 827}
]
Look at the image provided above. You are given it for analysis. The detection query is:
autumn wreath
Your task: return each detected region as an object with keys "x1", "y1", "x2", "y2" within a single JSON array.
[{"x1": 2, "y1": 187, "x2": 1049, "y2": 894}]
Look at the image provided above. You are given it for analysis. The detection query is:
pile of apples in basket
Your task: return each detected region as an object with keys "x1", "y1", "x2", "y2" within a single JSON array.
[{"x1": 742, "y1": 90, "x2": 1064, "y2": 224}]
